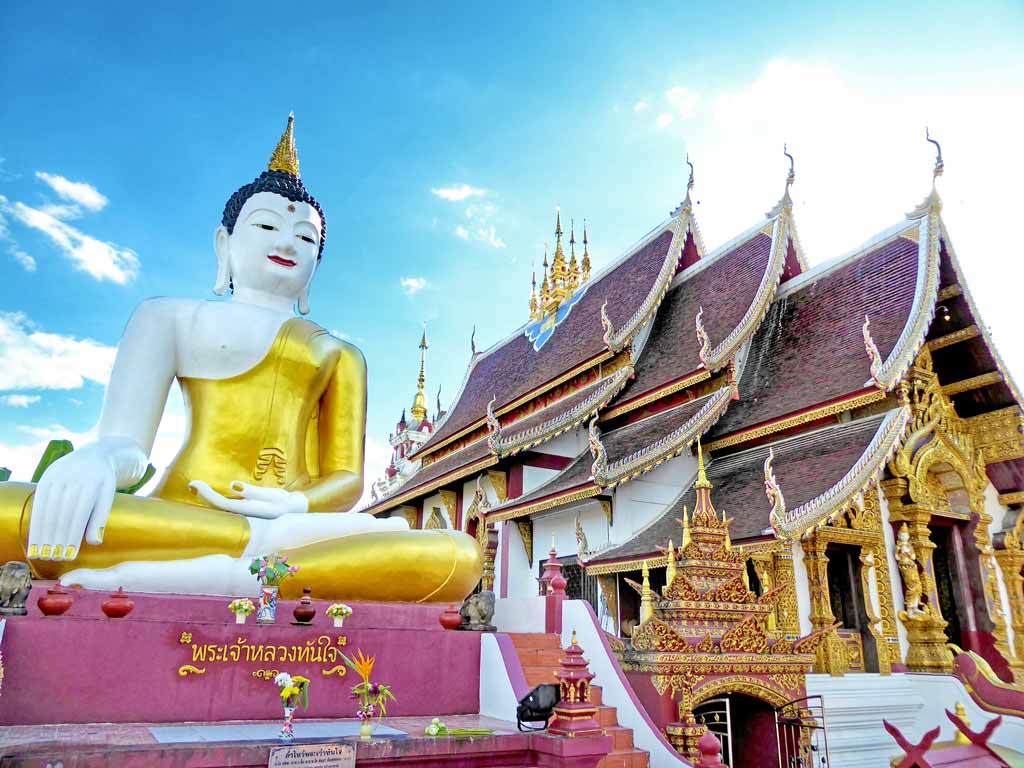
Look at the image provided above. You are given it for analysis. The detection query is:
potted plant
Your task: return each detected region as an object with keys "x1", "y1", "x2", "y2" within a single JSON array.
[
  {"x1": 341, "y1": 649, "x2": 396, "y2": 739},
  {"x1": 273, "y1": 672, "x2": 310, "y2": 743},
  {"x1": 326, "y1": 603, "x2": 352, "y2": 628},
  {"x1": 228, "y1": 597, "x2": 255, "y2": 624},
  {"x1": 249, "y1": 553, "x2": 299, "y2": 625}
]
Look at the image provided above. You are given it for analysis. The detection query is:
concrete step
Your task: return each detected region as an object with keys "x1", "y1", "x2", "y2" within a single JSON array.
[
  {"x1": 514, "y1": 647, "x2": 565, "y2": 666},
  {"x1": 597, "y1": 705, "x2": 619, "y2": 727},
  {"x1": 605, "y1": 726, "x2": 634, "y2": 750},
  {"x1": 590, "y1": 684, "x2": 602, "y2": 705}
]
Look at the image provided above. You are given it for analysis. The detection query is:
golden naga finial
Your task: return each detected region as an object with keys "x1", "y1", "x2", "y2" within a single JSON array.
[
  {"x1": 783, "y1": 143, "x2": 795, "y2": 191},
  {"x1": 600, "y1": 300, "x2": 616, "y2": 349},
  {"x1": 588, "y1": 417, "x2": 608, "y2": 483},
  {"x1": 695, "y1": 306, "x2": 710, "y2": 367},
  {"x1": 862, "y1": 315, "x2": 889, "y2": 389},
  {"x1": 470, "y1": 324, "x2": 477, "y2": 356},
  {"x1": 764, "y1": 448, "x2": 786, "y2": 537},
  {"x1": 926, "y1": 127, "x2": 944, "y2": 182},
  {"x1": 268, "y1": 112, "x2": 300, "y2": 177}
]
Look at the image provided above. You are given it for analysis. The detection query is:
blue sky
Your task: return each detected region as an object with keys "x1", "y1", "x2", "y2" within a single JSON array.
[{"x1": 1, "y1": 2, "x2": 1022, "y2": 497}]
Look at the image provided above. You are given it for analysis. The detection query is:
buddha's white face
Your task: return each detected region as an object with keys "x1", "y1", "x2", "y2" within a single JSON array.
[{"x1": 215, "y1": 191, "x2": 322, "y2": 304}]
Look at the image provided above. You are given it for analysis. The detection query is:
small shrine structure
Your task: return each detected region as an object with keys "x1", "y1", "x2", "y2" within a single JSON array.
[{"x1": 612, "y1": 442, "x2": 830, "y2": 762}]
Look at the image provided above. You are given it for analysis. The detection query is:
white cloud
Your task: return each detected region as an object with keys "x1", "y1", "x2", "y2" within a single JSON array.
[
  {"x1": 460, "y1": 202, "x2": 506, "y2": 249},
  {"x1": 5, "y1": 200, "x2": 139, "y2": 283},
  {"x1": 634, "y1": 100, "x2": 650, "y2": 112},
  {"x1": 400, "y1": 277, "x2": 428, "y2": 296},
  {"x1": 431, "y1": 184, "x2": 486, "y2": 202},
  {"x1": 40, "y1": 203, "x2": 83, "y2": 221},
  {"x1": 454, "y1": 224, "x2": 469, "y2": 240},
  {"x1": 665, "y1": 86, "x2": 700, "y2": 120},
  {"x1": 0, "y1": 312, "x2": 116, "y2": 391},
  {"x1": 35, "y1": 171, "x2": 108, "y2": 212},
  {"x1": 655, "y1": 112, "x2": 674, "y2": 129},
  {"x1": 1, "y1": 394, "x2": 40, "y2": 407},
  {"x1": 10, "y1": 249, "x2": 36, "y2": 272}
]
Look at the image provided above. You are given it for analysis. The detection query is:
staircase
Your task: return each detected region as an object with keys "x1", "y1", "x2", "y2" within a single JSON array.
[{"x1": 509, "y1": 633, "x2": 650, "y2": 768}]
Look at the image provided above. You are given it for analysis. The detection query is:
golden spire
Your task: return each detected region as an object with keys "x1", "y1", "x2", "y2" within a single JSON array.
[
  {"x1": 665, "y1": 539, "x2": 676, "y2": 590},
  {"x1": 568, "y1": 219, "x2": 580, "y2": 289},
  {"x1": 640, "y1": 560, "x2": 654, "y2": 624},
  {"x1": 410, "y1": 322, "x2": 428, "y2": 422},
  {"x1": 540, "y1": 245, "x2": 551, "y2": 305},
  {"x1": 529, "y1": 263, "x2": 540, "y2": 320},
  {"x1": 692, "y1": 439, "x2": 719, "y2": 526},
  {"x1": 549, "y1": 208, "x2": 568, "y2": 307},
  {"x1": 268, "y1": 112, "x2": 300, "y2": 177},
  {"x1": 581, "y1": 220, "x2": 591, "y2": 283},
  {"x1": 680, "y1": 504, "x2": 691, "y2": 550}
]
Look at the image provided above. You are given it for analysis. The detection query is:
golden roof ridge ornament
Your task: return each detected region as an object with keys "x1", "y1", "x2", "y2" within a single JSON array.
[
  {"x1": 766, "y1": 144, "x2": 795, "y2": 218},
  {"x1": 908, "y1": 127, "x2": 944, "y2": 219},
  {"x1": 268, "y1": 111, "x2": 300, "y2": 177},
  {"x1": 671, "y1": 151, "x2": 696, "y2": 217},
  {"x1": 695, "y1": 305, "x2": 710, "y2": 367},
  {"x1": 764, "y1": 448, "x2": 786, "y2": 537},
  {"x1": 581, "y1": 220, "x2": 591, "y2": 283}
]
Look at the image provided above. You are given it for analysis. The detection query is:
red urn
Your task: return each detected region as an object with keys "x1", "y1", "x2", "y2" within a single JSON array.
[
  {"x1": 439, "y1": 605, "x2": 462, "y2": 630},
  {"x1": 37, "y1": 584, "x2": 73, "y2": 616},
  {"x1": 101, "y1": 587, "x2": 134, "y2": 619},
  {"x1": 293, "y1": 587, "x2": 317, "y2": 625}
]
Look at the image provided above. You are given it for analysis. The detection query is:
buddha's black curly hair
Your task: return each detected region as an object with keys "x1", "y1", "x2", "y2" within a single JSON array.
[{"x1": 221, "y1": 170, "x2": 326, "y2": 260}]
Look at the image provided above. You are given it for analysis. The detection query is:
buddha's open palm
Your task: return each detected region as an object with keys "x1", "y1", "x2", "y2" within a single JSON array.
[
  {"x1": 28, "y1": 445, "x2": 121, "y2": 561},
  {"x1": 188, "y1": 480, "x2": 308, "y2": 518}
]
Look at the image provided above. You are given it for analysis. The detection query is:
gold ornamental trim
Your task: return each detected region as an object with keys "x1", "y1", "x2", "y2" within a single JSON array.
[
  {"x1": 490, "y1": 366, "x2": 634, "y2": 456},
  {"x1": 370, "y1": 453, "x2": 497, "y2": 516},
  {"x1": 998, "y1": 492, "x2": 1024, "y2": 507},
  {"x1": 769, "y1": 407, "x2": 912, "y2": 541},
  {"x1": 585, "y1": 554, "x2": 669, "y2": 576},
  {"x1": 700, "y1": 214, "x2": 789, "y2": 372},
  {"x1": 937, "y1": 284, "x2": 962, "y2": 302},
  {"x1": 705, "y1": 389, "x2": 888, "y2": 452},
  {"x1": 927, "y1": 325, "x2": 980, "y2": 352},
  {"x1": 594, "y1": 385, "x2": 734, "y2": 488},
  {"x1": 942, "y1": 371, "x2": 1004, "y2": 397},
  {"x1": 486, "y1": 483, "x2": 603, "y2": 523},
  {"x1": 602, "y1": 217, "x2": 688, "y2": 353},
  {"x1": 601, "y1": 369, "x2": 712, "y2": 422}
]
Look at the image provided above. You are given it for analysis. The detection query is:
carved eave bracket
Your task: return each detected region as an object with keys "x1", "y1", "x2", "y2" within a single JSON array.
[{"x1": 765, "y1": 407, "x2": 912, "y2": 541}]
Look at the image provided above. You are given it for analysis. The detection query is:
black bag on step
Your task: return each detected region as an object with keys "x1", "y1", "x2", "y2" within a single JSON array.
[{"x1": 516, "y1": 684, "x2": 561, "y2": 731}]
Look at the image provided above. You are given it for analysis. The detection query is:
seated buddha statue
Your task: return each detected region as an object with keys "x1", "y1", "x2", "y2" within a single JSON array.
[{"x1": 0, "y1": 115, "x2": 482, "y2": 602}]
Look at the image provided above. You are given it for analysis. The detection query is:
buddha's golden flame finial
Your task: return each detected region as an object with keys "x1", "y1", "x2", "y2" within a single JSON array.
[{"x1": 268, "y1": 112, "x2": 300, "y2": 177}]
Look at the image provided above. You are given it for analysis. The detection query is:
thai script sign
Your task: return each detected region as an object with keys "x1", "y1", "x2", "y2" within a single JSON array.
[
  {"x1": 268, "y1": 744, "x2": 354, "y2": 767},
  {"x1": 175, "y1": 631, "x2": 348, "y2": 678}
]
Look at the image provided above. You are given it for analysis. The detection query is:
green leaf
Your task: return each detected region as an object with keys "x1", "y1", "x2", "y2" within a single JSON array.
[
  {"x1": 31, "y1": 440, "x2": 74, "y2": 483},
  {"x1": 118, "y1": 464, "x2": 155, "y2": 494},
  {"x1": 0, "y1": 467, "x2": 11, "y2": 482}
]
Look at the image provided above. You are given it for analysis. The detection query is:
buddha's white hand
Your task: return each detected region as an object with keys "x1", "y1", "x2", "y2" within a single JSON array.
[
  {"x1": 28, "y1": 437, "x2": 148, "y2": 561},
  {"x1": 188, "y1": 480, "x2": 308, "y2": 519}
]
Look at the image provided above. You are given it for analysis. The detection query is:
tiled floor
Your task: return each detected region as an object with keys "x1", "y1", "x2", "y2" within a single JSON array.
[{"x1": 0, "y1": 714, "x2": 516, "y2": 753}]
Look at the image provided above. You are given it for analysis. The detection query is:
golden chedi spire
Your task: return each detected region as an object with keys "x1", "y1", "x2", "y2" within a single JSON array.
[
  {"x1": 581, "y1": 220, "x2": 591, "y2": 283},
  {"x1": 691, "y1": 439, "x2": 719, "y2": 526},
  {"x1": 665, "y1": 539, "x2": 677, "y2": 591},
  {"x1": 268, "y1": 112, "x2": 300, "y2": 177},
  {"x1": 568, "y1": 219, "x2": 580, "y2": 290},
  {"x1": 540, "y1": 245, "x2": 551, "y2": 306},
  {"x1": 529, "y1": 263, "x2": 540, "y2": 320},
  {"x1": 547, "y1": 209, "x2": 569, "y2": 310},
  {"x1": 410, "y1": 322, "x2": 429, "y2": 422},
  {"x1": 640, "y1": 559, "x2": 654, "y2": 624}
]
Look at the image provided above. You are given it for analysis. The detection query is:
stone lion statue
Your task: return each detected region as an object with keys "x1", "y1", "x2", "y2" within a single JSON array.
[
  {"x1": 459, "y1": 590, "x2": 496, "y2": 632},
  {"x1": 0, "y1": 561, "x2": 32, "y2": 616}
]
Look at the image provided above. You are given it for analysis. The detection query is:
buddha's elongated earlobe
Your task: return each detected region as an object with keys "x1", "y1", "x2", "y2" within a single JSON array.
[
  {"x1": 297, "y1": 284, "x2": 311, "y2": 315},
  {"x1": 213, "y1": 226, "x2": 231, "y2": 296}
]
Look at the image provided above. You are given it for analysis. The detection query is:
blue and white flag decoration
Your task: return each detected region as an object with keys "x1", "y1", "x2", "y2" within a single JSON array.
[{"x1": 524, "y1": 284, "x2": 589, "y2": 352}]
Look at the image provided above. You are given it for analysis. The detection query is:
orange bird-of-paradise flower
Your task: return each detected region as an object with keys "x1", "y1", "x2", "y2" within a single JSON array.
[{"x1": 343, "y1": 648, "x2": 376, "y2": 684}]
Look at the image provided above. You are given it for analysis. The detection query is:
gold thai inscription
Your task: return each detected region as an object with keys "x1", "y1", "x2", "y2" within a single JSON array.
[{"x1": 175, "y1": 632, "x2": 349, "y2": 678}]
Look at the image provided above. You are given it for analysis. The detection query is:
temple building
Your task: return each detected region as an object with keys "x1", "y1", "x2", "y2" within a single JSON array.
[
  {"x1": 371, "y1": 324, "x2": 447, "y2": 502},
  {"x1": 363, "y1": 145, "x2": 1024, "y2": 757}
]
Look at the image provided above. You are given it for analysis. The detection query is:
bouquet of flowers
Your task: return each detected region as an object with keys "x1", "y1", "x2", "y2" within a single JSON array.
[
  {"x1": 228, "y1": 597, "x2": 255, "y2": 624},
  {"x1": 274, "y1": 672, "x2": 310, "y2": 743},
  {"x1": 326, "y1": 603, "x2": 352, "y2": 627},
  {"x1": 424, "y1": 717, "x2": 493, "y2": 737},
  {"x1": 249, "y1": 553, "x2": 299, "y2": 586},
  {"x1": 341, "y1": 649, "x2": 396, "y2": 724}
]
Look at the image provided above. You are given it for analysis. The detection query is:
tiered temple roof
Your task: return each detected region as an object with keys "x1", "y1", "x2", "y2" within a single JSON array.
[{"x1": 365, "y1": 150, "x2": 1024, "y2": 554}]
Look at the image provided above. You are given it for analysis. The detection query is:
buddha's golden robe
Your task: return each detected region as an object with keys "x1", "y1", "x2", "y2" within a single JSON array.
[{"x1": 0, "y1": 318, "x2": 482, "y2": 602}]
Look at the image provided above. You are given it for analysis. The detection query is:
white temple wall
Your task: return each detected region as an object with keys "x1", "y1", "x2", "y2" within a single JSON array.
[
  {"x1": 503, "y1": 518, "x2": 535, "y2": 598},
  {"x1": 522, "y1": 465, "x2": 560, "y2": 495},
  {"x1": 536, "y1": 428, "x2": 588, "y2": 459},
  {"x1": 790, "y1": 540, "x2": 813, "y2": 637},
  {"x1": 607, "y1": 453, "x2": 695, "y2": 545},
  {"x1": 420, "y1": 491, "x2": 452, "y2": 529},
  {"x1": 877, "y1": 489, "x2": 911, "y2": 661},
  {"x1": 983, "y1": 482, "x2": 1016, "y2": 659}
]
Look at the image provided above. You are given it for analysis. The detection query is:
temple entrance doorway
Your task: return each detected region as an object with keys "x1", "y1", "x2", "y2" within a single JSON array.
[
  {"x1": 825, "y1": 543, "x2": 878, "y2": 672},
  {"x1": 930, "y1": 521, "x2": 969, "y2": 647},
  {"x1": 694, "y1": 693, "x2": 777, "y2": 768}
]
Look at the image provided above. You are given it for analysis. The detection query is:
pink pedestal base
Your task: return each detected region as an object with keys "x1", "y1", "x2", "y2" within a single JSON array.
[{"x1": 0, "y1": 587, "x2": 481, "y2": 726}]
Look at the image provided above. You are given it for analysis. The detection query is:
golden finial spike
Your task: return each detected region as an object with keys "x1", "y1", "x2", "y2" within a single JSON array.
[
  {"x1": 696, "y1": 438, "x2": 710, "y2": 487},
  {"x1": 411, "y1": 322, "x2": 429, "y2": 421},
  {"x1": 681, "y1": 504, "x2": 691, "y2": 550},
  {"x1": 571, "y1": 629, "x2": 578, "y2": 646},
  {"x1": 665, "y1": 538, "x2": 677, "y2": 591},
  {"x1": 268, "y1": 112, "x2": 300, "y2": 177}
]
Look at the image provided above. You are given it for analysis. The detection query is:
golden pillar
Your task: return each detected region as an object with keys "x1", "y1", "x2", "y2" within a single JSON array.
[
  {"x1": 994, "y1": 518, "x2": 1024, "y2": 682},
  {"x1": 801, "y1": 535, "x2": 847, "y2": 676},
  {"x1": 772, "y1": 549, "x2": 802, "y2": 638}
]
